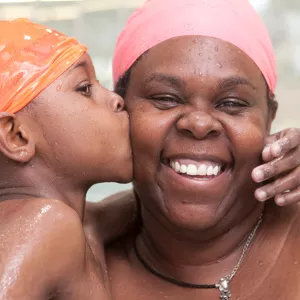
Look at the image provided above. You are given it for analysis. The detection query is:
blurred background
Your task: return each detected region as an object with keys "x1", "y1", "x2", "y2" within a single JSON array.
[{"x1": 1, "y1": 0, "x2": 299, "y2": 201}]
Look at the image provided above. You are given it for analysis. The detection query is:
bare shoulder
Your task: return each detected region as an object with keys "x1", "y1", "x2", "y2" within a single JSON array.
[
  {"x1": 0, "y1": 197, "x2": 84, "y2": 244},
  {"x1": 85, "y1": 189, "x2": 135, "y2": 216},
  {"x1": 266, "y1": 203, "x2": 300, "y2": 259},
  {"x1": 84, "y1": 189, "x2": 137, "y2": 245},
  {"x1": 0, "y1": 198, "x2": 86, "y2": 299},
  {"x1": 106, "y1": 189, "x2": 135, "y2": 201},
  {"x1": 285, "y1": 203, "x2": 300, "y2": 245}
]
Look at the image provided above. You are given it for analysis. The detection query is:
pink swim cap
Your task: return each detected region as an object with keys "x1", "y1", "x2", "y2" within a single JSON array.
[{"x1": 113, "y1": 0, "x2": 277, "y2": 92}]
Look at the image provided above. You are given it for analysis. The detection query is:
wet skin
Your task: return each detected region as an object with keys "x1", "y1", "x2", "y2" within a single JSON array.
[
  {"x1": 1, "y1": 40, "x2": 300, "y2": 299},
  {"x1": 0, "y1": 53, "x2": 133, "y2": 299},
  {"x1": 106, "y1": 36, "x2": 300, "y2": 300}
]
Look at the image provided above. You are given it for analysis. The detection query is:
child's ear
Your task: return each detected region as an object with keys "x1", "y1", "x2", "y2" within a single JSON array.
[{"x1": 0, "y1": 113, "x2": 35, "y2": 163}]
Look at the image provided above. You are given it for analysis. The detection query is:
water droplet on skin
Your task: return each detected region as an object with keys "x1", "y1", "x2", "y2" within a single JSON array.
[
  {"x1": 217, "y1": 63, "x2": 223, "y2": 68},
  {"x1": 56, "y1": 85, "x2": 62, "y2": 91},
  {"x1": 215, "y1": 46, "x2": 219, "y2": 52}
]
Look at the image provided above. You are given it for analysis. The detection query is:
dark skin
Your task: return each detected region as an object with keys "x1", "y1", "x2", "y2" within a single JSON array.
[
  {"x1": 253, "y1": 128, "x2": 300, "y2": 205},
  {"x1": 0, "y1": 42, "x2": 299, "y2": 299},
  {"x1": 0, "y1": 53, "x2": 134, "y2": 299},
  {"x1": 105, "y1": 36, "x2": 300, "y2": 299}
]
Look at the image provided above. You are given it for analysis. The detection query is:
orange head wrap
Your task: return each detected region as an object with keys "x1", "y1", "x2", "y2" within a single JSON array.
[{"x1": 0, "y1": 18, "x2": 87, "y2": 114}]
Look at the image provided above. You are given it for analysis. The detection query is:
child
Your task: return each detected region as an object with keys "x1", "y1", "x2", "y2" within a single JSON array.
[{"x1": 0, "y1": 19, "x2": 132, "y2": 300}]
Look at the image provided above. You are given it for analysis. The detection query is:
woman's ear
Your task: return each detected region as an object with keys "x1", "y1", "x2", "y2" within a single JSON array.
[
  {"x1": 267, "y1": 100, "x2": 278, "y2": 133},
  {"x1": 0, "y1": 112, "x2": 35, "y2": 163}
]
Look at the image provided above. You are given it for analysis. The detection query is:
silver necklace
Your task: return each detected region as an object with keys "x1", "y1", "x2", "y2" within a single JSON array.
[
  {"x1": 134, "y1": 214, "x2": 263, "y2": 300},
  {"x1": 215, "y1": 214, "x2": 263, "y2": 299}
]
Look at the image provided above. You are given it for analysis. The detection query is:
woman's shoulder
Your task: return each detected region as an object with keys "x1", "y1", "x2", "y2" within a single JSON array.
[
  {"x1": 264, "y1": 202, "x2": 300, "y2": 261},
  {"x1": 282, "y1": 203, "x2": 300, "y2": 245}
]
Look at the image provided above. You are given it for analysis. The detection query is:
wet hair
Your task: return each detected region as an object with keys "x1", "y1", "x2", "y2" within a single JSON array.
[
  {"x1": 115, "y1": 58, "x2": 276, "y2": 109},
  {"x1": 115, "y1": 55, "x2": 141, "y2": 99},
  {"x1": 115, "y1": 67, "x2": 132, "y2": 99}
]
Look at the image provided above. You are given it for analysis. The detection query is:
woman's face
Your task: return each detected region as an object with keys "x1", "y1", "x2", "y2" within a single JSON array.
[
  {"x1": 21, "y1": 53, "x2": 132, "y2": 184},
  {"x1": 125, "y1": 36, "x2": 275, "y2": 230}
]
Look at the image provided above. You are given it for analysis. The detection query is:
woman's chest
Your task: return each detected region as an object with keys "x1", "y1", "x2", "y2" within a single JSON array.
[
  {"x1": 107, "y1": 244, "x2": 300, "y2": 300},
  {"x1": 109, "y1": 268, "x2": 300, "y2": 300}
]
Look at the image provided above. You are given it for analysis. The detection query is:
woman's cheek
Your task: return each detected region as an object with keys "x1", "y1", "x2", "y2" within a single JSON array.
[{"x1": 231, "y1": 115, "x2": 267, "y2": 161}]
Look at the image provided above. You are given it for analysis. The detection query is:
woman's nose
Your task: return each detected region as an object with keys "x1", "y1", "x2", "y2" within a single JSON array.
[{"x1": 176, "y1": 110, "x2": 222, "y2": 140}]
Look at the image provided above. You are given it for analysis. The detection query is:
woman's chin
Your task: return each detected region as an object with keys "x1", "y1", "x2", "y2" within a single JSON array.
[{"x1": 161, "y1": 201, "x2": 229, "y2": 233}]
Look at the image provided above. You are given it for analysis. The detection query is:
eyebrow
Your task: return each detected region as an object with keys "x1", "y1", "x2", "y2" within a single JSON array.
[
  {"x1": 143, "y1": 73, "x2": 186, "y2": 89},
  {"x1": 218, "y1": 76, "x2": 257, "y2": 91},
  {"x1": 143, "y1": 73, "x2": 256, "y2": 92}
]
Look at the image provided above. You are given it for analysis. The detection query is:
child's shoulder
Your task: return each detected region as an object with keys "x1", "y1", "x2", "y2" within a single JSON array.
[
  {"x1": 0, "y1": 198, "x2": 86, "y2": 299},
  {"x1": 1, "y1": 197, "x2": 84, "y2": 242}
]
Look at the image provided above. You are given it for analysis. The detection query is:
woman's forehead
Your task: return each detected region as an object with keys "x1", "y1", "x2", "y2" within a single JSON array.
[{"x1": 132, "y1": 36, "x2": 264, "y2": 89}]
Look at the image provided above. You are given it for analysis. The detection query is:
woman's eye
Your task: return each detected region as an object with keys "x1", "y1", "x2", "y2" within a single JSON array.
[
  {"x1": 216, "y1": 99, "x2": 248, "y2": 112},
  {"x1": 149, "y1": 95, "x2": 181, "y2": 109},
  {"x1": 76, "y1": 83, "x2": 93, "y2": 97}
]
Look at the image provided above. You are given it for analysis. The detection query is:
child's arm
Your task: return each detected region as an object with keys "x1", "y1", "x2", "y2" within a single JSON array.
[{"x1": 84, "y1": 189, "x2": 140, "y2": 245}]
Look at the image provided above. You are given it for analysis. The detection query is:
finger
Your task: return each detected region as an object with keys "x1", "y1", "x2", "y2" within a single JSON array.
[
  {"x1": 254, "y1": 166, "x2": 300, "y2": 201},
  {"x1": 262, "y1": 144, "x2": 273, "y2": 162},
  {"x1": 252, "y1": 147, "x2": 300, "y2": 183},
  {"x1": 262, "y1": 132, "x2": 285, "y2": 161},
  {"x1": 274, "y1": 186, "x2": 300, "y2": 206},
  {"x1": 264, "y1": 129, "x2": 286, "y2": 146},
  {"x1": 263, "y1": 128, "x2": 300, "y2": 161}
]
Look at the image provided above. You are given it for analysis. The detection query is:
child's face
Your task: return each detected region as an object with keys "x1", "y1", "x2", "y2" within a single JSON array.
[{"x1": 21, "y1": 53, "x2": 132, "y2": 185}]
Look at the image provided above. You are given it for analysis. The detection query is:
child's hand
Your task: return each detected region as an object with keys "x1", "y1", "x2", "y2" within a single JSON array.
[{"x1": 252, "y1": 128, "x2": 300, "y2": 206}]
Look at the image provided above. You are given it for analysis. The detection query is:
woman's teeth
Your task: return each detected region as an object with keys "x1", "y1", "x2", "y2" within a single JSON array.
[{"x1": 170, "y1": 160, "x2": 222, "y2": 176}]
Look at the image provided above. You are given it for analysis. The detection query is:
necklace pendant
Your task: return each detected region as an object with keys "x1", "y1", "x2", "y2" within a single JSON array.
[{"x1": 216, "y1": 277, "x2": 231, "y2": 300}]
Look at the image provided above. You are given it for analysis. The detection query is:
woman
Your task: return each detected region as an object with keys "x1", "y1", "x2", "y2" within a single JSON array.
[
  {"x1": 104, "y1": 0, "x2": 300, "y2": 299},
  {"x1": 0, "y1": 15, "x2": 298, "y2": 300},
  {"x1": 0, "y1": 19, "x2": 135, "y2": 299}
]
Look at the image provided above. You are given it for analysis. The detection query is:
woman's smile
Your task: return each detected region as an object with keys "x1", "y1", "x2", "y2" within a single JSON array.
[{"x1": 125, "y1": 35, "x2": 271, "y2": 230}]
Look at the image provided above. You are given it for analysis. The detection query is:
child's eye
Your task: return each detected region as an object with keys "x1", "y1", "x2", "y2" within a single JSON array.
[{"x1": 76, "y1": 83, "x2": 93, "y2": 97}]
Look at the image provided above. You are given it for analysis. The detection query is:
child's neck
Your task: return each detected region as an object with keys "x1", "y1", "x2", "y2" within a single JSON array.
[{"x1": 0, "y1": 164, "x2": 88, "y2": 220}]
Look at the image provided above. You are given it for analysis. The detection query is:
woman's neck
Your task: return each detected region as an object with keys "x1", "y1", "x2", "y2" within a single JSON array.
[{"x1": 137, "y1": 201, "x2": 265, "y2": 284}]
